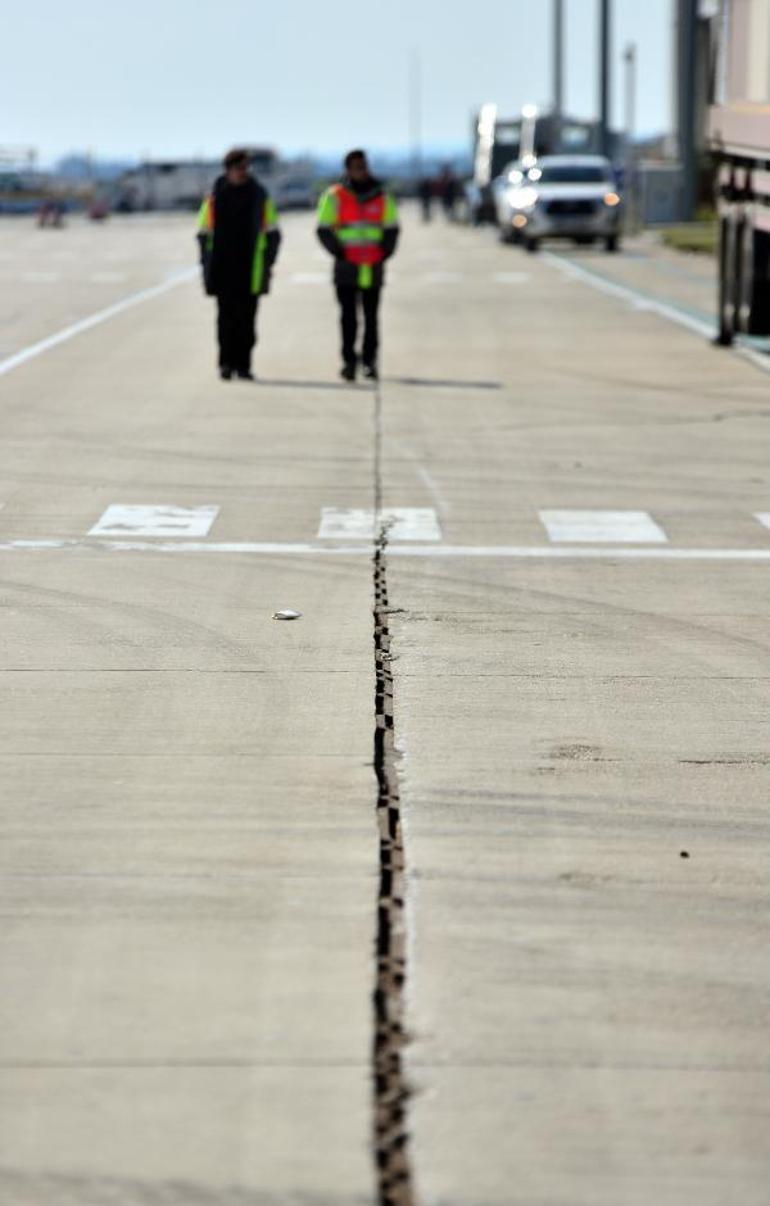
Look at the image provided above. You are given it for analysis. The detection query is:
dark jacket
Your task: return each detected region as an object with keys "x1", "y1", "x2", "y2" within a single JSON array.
[
  {"x1": 316, "y1": 175, "x2": 399, "y2": 289},
  {"x1": 197, "y1": 174, "x2": 281, "y2": 297}
]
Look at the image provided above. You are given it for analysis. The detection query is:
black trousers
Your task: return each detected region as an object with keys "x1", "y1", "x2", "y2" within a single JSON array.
[
  {"x1": 335, "y1": 285, "x2": 381, "y2": 368},
  {"x1": 216, "y1": 293, "x2": 258, "y2": 371}
]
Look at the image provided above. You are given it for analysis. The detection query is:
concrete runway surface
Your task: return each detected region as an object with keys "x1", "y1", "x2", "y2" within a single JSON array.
[{"x1": 0, "y1": 210, "x2": 769, "y2": 1205}]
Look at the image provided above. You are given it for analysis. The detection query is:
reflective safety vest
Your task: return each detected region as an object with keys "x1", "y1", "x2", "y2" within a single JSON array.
[
  {"x1": 317, "y1": 184, "x2": 399, "y2": 288},
  {"x1": 197, "y1": 191, "x2": 279, "y2": 295}
]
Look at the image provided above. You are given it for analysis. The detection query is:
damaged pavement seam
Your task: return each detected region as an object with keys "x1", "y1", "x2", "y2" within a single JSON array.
[{"x1": 371, "y1": 383, "x2": 415, "y2": 1205}]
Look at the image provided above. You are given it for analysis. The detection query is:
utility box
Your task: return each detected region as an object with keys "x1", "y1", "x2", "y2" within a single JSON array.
[{"x1": 636, "y1": 163, "x2": 684, "y2": 226}]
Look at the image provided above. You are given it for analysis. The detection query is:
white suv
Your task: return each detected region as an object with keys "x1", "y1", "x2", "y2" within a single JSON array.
[{"x1": 493, "y1": 155, "x2": 622, "y2": 253}]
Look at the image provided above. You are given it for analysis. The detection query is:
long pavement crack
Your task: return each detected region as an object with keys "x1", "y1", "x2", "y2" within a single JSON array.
[{"x1": 371, "y1": 383, "x2": 415, "y2": 1205}]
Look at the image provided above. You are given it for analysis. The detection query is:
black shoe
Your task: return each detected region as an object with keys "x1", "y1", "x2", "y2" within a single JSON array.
[
  {"x1": 363, "y1": 363, "x2": 378, "y2": 381},
  {"x1": 220, "y1": 366, "x2": 232, "y2": 380},
  {"x1": 340, "y1": 362, "x2": 356, "y2": 382},
  {"x1": 236, "y1": 370, "x2": 255, "y2": 381}
]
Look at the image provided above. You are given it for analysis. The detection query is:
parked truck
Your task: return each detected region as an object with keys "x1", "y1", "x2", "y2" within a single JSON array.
[{"x1": 709, "y1": 0, "x2": 770, "y2": 344}]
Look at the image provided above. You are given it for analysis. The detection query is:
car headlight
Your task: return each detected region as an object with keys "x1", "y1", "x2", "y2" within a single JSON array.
[{"x1": 603, "y1": 192, "x2": 621, "y2": 207}]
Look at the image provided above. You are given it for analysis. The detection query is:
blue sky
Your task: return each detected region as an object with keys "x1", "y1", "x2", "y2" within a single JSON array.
[{"x1": 4, "y1": 0, "x2": 674, "y2": 162}]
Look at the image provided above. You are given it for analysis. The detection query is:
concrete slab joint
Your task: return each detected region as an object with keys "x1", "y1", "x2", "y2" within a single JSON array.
[{"x1": 372, "y1": 386, "x2": 414, "y2": 1206}]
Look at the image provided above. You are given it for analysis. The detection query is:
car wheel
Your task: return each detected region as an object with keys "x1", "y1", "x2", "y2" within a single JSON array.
[
  {"x1": 605, "y1": 234, "x2": 619, "y2": 253},
  {"x1": 525, "y1": 237, "x2": 540, "y2": 254}
]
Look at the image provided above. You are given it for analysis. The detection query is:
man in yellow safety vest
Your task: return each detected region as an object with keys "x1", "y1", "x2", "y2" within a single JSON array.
[{"x1": 316, "y1": 150, "x2": 400, "y2": 382}]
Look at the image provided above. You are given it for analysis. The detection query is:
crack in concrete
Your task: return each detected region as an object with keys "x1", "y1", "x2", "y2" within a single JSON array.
[{"x1": 371, "y1": 385, "x2": 415, "y2": 1205}]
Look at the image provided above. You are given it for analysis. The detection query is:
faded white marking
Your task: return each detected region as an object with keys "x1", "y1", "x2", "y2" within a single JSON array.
[
  {"x1": 754, "y1": 512, "x2": 770, "y2": 533},
  {"x1": 416, "y1": 467, "x2": 451, "y2": 515},
  {"x1": 21, "y1": 271, "x2": 60, "y2": 284},
  {"x1": 89, "y1": 504, "x2": 219, "y2": 538},
  {"x1": 540, "y1": 509, "x2": 668, "y2": 544},
  {"x1": 424, "y1": 271, "x2": 462, "y2": 284},
  {"x1": 2, "y1": 540, "x2": 770, "y2": 561},
  {"x1": 0, "y1": 268, "x2": 196, "y2": 378},
  {"x1": 318, "y1": 507, "x2": 442, "y2": 541},
  {"x1": 543, "y1": 250, "x2": 770, "y2": 377}
]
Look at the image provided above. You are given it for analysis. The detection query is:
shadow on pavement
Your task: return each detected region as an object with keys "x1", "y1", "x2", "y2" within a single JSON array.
[
  {"x1": 384, "y1": 376, "x2": 503, "y2": 390},
  {"x1": 256, "y1": 377, "x2": 373, "y2": 392}
]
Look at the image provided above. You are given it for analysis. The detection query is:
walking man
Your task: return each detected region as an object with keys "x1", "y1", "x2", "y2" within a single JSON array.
[
  {"x1": 316, "y1": 150, "x2": 400, "y2": 381},
  {"x1": 197, "y1": 148, "x2": 281, "y2": 380}
]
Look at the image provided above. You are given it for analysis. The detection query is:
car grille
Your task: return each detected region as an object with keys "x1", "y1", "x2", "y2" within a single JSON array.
[{"x1": 545, "y1": 200, "x2": 597, "y2": 216}]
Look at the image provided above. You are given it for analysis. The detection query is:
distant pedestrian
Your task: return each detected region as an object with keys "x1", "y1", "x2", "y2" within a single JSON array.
[
  {"x1": 316, "y1": 149, "x2": 400, "y2": 382},
  {"x1": 418, "y1": 175, "x2": 434, "y2": 222},
  {"x1": 439, "y1": 166, "x2": 460, "y2": 221},
  {"x1": 197, "y1": 148, "x2": 281, "y2": 380}
]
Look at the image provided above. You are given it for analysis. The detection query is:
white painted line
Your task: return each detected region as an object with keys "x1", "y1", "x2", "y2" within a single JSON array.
[
  {"x1": 20, "y1": 271, "x2": 60, "y2": 284},
  {"x1": 2, "y1": 540, "x2": 770, "y2": 561},
  {"x1": 539, "y1": 509, "x2": 668, "y2": 544},
  {"x1": 88, "y1": 504, "x2": 219, "y2": 538},
  {"x1": 317, "y1": 507, "x2": 442, "y2": 541},
  {"x1": 0, "y1": 268, "x2": 197, "y2": 378},
  {"x1": 493, "y1": 272, "x2": 531, "y2": 284},
  {"x1": 290, "y1": 272, "x2": 327, "y2": 285},
  {"x1": 542, "y1": 250, "x2": 770, "y2": 376},
  {"x1": 754, "y1": 513, "x2": 770, "y2": 533},
  {"x1": 424, "y1": 271, "x2": 463, "y2": 284}
]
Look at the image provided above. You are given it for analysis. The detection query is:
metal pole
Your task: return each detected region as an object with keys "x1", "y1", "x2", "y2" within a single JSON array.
[
  {"x1": 679, "y1": 0, "x2": 699, "y2": 221},
  {"x1": 409, "y1": 49, "x2": 422, "y2": 183},
  {"x1": 599, "y1": 0, "x2": 611, "y2": 158},
  {"x1": 553, "y1": 0, "x2": 564, "y2": 127},
  {"x1": 624, "y1": 44, "x2": 636, "y2": 145},
  {"x1": 624, "y1": 43, "x2": 637, "y2": 226}
]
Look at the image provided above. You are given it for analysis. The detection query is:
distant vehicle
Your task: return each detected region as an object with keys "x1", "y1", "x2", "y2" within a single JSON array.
[
  {"x1": 709, "y1": 0, "x2": 770, "y2": 344},
  {"x1": 469, "y1": 104, "x2": 608, "y2": 224},
  {"x1": 272, "y1": 173, "x2": 315, "y2": 210},
  {"x1": 493, "y1": 155, "x2": 622, "y2": 253}
]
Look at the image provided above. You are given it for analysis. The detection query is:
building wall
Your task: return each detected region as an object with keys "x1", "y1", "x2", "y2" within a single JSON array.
[{"x1": 747, "y1": 0, "x2": 770, "y2": 100}]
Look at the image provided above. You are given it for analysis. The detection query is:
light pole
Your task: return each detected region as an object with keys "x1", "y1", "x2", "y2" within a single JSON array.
[
  {"x1": 678, "y1": 0, "x2": 699, "y2": 221},
  {"x1": 409, "y1": 49, "x2": 423, "y2": 183},
  {"x1": 624, "y1": 43, "x2": 638, "y2": 225},
  {"x1": 599, "y1": 0, "x2": 611, "y2": 158},
  {"x1": 553, "y1": 0, "x2": 564, "y2": 144}
]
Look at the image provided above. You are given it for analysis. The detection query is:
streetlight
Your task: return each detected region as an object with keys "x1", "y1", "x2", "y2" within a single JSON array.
[
  {"x1": 599, "y1": 0, "x2": 611, "y2": 158},
  {"x1": 553, "y1": 0, "x2": 564, "y2": 145},
  {"x1": 624, "y1": 43, "x2": 638, "y2": 225}
]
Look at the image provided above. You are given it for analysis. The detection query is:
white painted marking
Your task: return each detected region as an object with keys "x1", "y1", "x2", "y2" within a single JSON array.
[
  {"x1": 540, "y1": 509, "x2": 668, "y2": 544},
  {"x1": 88, "y1": 504, "x2": 219, "y2": 538},
  {"x1": 89, "y1": 272, "x2": 127, "y2": 284},
  {"x1": 317, "y1": 507, "x2": 442, "y2": 541},
  {"x1": 542, "y1": 250, "x2": 770, "y2": 376},
  {"x1": 290, "y1": 272, "x2": 327, "y2": 285},
  {"x1": 754, "y1": 513, "x2": 770, "y2": 533},
  {"x1": 2, "y1": 540, "x2": 770, "y2": 561},
  {"x1": 20, "y1": 271, "x2": 60, "y2": 284},
  {"x1": 493, "y1": 272, "x2": 531, "y2": 284},
  {"x1": 416, "y1": 466, "x2": 451, "y2": 515},
  {"x1": 0, "y1": 268, "x2": 197, "y2": 378}
]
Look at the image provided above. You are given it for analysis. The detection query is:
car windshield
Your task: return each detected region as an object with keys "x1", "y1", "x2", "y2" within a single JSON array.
[{"x1": 535, "y1": 165, "x2": 609, "y2": 184}]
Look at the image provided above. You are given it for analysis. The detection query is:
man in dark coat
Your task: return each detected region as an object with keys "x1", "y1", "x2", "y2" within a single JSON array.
[
  {"x1": 316, "y1": 150, "x2": 400, "y2": 381},
  {"x1": 197, "y1": 148, "x2": 281, "y2": 380}
]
